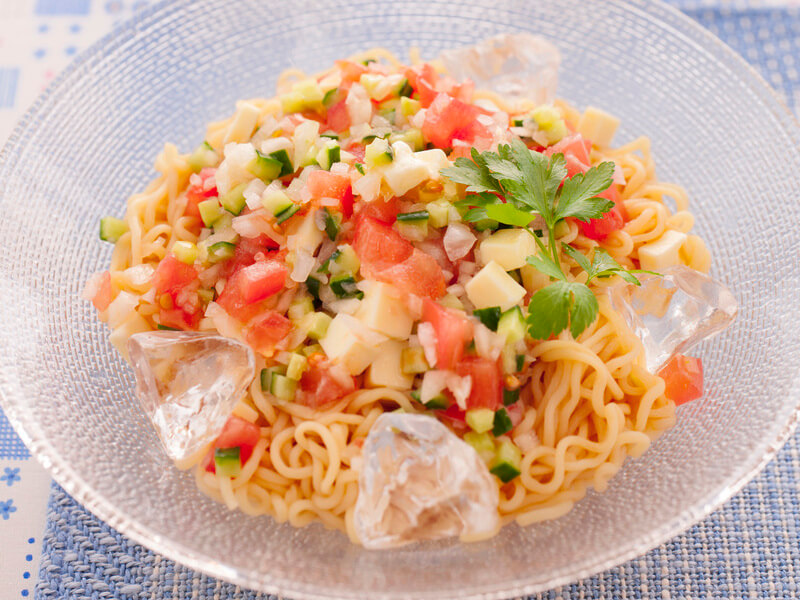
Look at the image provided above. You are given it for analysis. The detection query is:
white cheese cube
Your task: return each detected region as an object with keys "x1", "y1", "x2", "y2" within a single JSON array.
[
  {"x1": 356, "y1": 282, "x2": 414, "y2": 339},
  {"x1": 576, "y1": 106, "x2": 620, "y2": 148},
  {"x1": 520, "y1": 264, "x2": 550, "y2": 294},
  {"x1": 223, "y1": 101, "x2": 261, "y2": 145},
  {"x1": 465, "y1": 260, "x2": 526, "y2": 311},
  {"x1": 478, "y1": 229, "x2": 537, "y2": 270},
  {"x1": 638, "y1": 230, "x2": 688, "y2": 271},
  {"x1": 414, "y1": 148, "x2": 450, "y2": 178},
  {"x1": 366, "y1": 340, "x2": 414, "y2": 389},
  {"x1": 320, "y1": 314, "x2": 386, "y2": 375}
]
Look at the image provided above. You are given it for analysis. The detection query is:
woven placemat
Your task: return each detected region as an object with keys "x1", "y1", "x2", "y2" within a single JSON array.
[{"x1": 32, "y1": 4, "x2": 800, "y2": 599}]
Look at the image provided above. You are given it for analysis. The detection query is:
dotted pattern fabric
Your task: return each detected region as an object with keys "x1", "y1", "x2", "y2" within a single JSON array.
[{"x1": 22, "y1": 3, "x2": 800, "y2": 600}]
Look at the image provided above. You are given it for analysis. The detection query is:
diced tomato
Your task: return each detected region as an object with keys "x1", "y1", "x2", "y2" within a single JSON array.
[
  {"x1": 341, "y1": 186, "x2": 354, "y2": 218},
  {"x1": 422, "y1": 298, "x2": 473, "y2": 370},
  {"x1": 658, "y1": 355, "x2": 704, "y2": 406},
  {"x1": 422, "y1": 94, "x2": 491, "y2": 149},
  {"x1": 416, "y1": 236, "x2": 456, "y2": 283},
  {"x1": 356, "y1": 196, "x2": 399, "y2": 224},
  {"x1": 345, "y1": 142, "x2": 366, "y2": 163},
  {"x1": 504, "y1": 400, "x2": 524, "y2": 429},
  {"x1": 221, "y1": 236, "x2": 280, "y2": 278},
  {"x1": 204, "y1": 416, "x2": 261, "y2": 474},
  {"x1": 307, "y1": 171, "x2": 353, "y2": 211},
  {"x1": 91, "y1": 271, "x2": 113, "y2": 312},
  {"x1": 455, "y1": 356, "x2": 503, "y2": 411},
  {"x1": 336, "y1": 60, "x2": 367, "y2": 84},
  {"x1": 405, "y1": 63, "x2": 439, "y2": 107},
  {"x1": 246, "y1": 311, "x2": 291, "y2": 355},
  {"x1": 217, "y1": 259, "x2": 287, "y2": 323},
  {"x1": 326, "y1": 99, "x2": 350, "y2": 133},
  {"x1": 382, "y1": 250, "x2": 447, "y2": 298},
  {"x1": 184, "y1": 168, "x2": 217, "y2": 219},
  {"x1": 437, "y1": 402, "x2": 467, "y2": 426},
  {"x1": 353, "y1": 216, "x2": 413, "y2": 269},
  {"x1": 548, "y1": 134, "x2": 591, "y2": 166},
  {"x1": 153, "y1": 255, "x2": 201, "y2": 330},
  {"x1": 297, "y1": 357, "x2": 356, "y2": 408},
  {"x1": 576, "y1": 205, "x2": 626, "y2": 240}
]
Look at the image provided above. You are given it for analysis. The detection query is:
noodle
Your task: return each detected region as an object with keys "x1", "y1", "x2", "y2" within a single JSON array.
[{"x1": 92, "y1": 46, "x2": 710, "y2": 543}]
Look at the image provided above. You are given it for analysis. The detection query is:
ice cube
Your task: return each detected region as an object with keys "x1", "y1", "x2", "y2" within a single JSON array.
[
  {"x1": 127, "y1": 331, "x2": 256, "y2": 461},
  {"x1": 354, "y1": 413, "x2": 499, "y2": 549},
  {"x1": 609, "y1": 266, "x2": 738, "y2": 372},
  {"x1": 439, "y1": 33, "x2": 561, "y2": 105}
]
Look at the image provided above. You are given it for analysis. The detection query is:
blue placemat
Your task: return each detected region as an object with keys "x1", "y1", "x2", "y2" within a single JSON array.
[{"x1": 1, "y1": 2, "x2": 800, "y2": 599}]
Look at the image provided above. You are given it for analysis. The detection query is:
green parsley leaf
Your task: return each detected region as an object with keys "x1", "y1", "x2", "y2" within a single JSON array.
[
  {"x1": 563, "y1": 246, "x2": 654, "y2": 286},
  {"x1": 484, "y1": 203, "x2": 536, "y2": 227},
  {"x1": 526, "y1": 253, "x2": 566, "y2": 282},
  {"x1": 554, "y1": 161, "x2": 616, "y2": 222},
  {"x1": 526, "y1": 281, "x2": 598, "y2": 340},
  {"x1": 440, "y1": 149, "x2": 503, "y2": 194}
]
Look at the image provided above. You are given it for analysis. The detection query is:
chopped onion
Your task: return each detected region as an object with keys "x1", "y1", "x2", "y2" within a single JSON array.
[
  {"x1": 319, "y1": 197, "x2": 339, "y2": 207},
  {"x1": 420, "y1": 370, "x2": 448, "y2": 403},
  {"x1": 243, "y1": 179, "x2": 267, "y2": 210},
  {"x1": 205, "y1": 302, "x2": 244, "y2": 342},
  {"x1": 417, "y1": 322, "x2": 438, "y2": 368},
  {"x1": 121, "y1": 264, "x2": 155, "y2": 289},
  {"x1": 353, "y1": 172, "x2": 381, "y2": 203},
  {"x1": 106, "y1": 291, "x2": 140, "y2": 329},
  {"x1": 330, "y1": 162, "x2": 349, "y2": 175},
  {"x1": 405, "y1": 293, "x2": 423, "y2": 320},
  {"x1": 410, "y1": 108, "x2": 427, "y2": 129},
  {"x1": 613, "y1": 162, "x2": 626, "y2": 186},
  {"x1": 259, "y1": 136, "x2": 292, "y2": 156},
  {"x1": 232, "y1": 210, "x2": 270, "y2": 238},
  {"x1": 446, "y1": 373, "x2": 472, "y2": 410},
  {"x1": 329, "y1": 363, "x2": 355, "y2": 388},
  {"x1": 346, "y1": 83, "x2": 372, "y2": 127},
  {"x1": 513, "y1": 431, "x2": 540, "y2": 453},
  {"x1": 473, "y1": 321, "x2": 503, "y2": 361},
  {"x1": 290, "y1": 248, "x2": 316, "y2": 283},
  {"x1": 189, "y1": 173, "x2": 202, "y2": 188},
  {"x1": 81, "y1": 272, "x2": 106, "y2": 301},
  {"x1": 443, "y1": 223, "x2": 476, "y2": 261},
  {"x1": 326, "y1": 298, "x2": 362, "y2": 315},
  {"x1": 274, "y1": 286, "x2": 297, "y2": 314},
  {"x1": 140, "y1": 288, "x2": 156, "y2": 304}
]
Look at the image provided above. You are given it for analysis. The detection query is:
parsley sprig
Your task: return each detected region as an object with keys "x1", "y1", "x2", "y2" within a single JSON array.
[{"x1": 442, "y1": 138, "x2": 651, "y2": 340}]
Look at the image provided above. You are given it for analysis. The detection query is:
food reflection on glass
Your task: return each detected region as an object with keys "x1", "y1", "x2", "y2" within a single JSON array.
[{"x1": 83, "y1": 34, "x2": 736, "y2": 548}]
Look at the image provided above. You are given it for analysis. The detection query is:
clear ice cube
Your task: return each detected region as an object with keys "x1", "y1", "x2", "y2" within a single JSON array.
[
  {"x1": 127, "y1": 331, "x2": 256, "y2": 461},
  {"x1": 439, "y1": 33, "x2": 561, "y2": 105},
  {"x1": 354, "y1": 413, "x2": 499, "y2": 549},
  {"x1": 609, "y1": 266, "x2": 738, "y2": 372}
]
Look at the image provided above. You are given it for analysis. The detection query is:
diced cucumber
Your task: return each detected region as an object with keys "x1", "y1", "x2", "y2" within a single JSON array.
[
  {"x1": 301, "y1": 343, "x2": 324, "y2": 357},
  {"x1": 503, "y1": 388, "x2": 520, "y2": 406},
  {"x1": 302, "y1": 311, "x2": 332, "y2": 340},
  {"x1": 329, "y1": 274, "x2": 363, "y2": 299},
  {"x1": 270, "y1": 373, "x2": 296, "y2": 401},
  {"x1": 99, "y1": 216, "x2": 129, "y2": 243},
  {"x1": 464, "y1": 431, "x2": 496, "y2": 463},
  {"x1": 320, "y1": 132, "x2": 339, "y2": 140},
  {"x1": 220, "y1": 182, "x2": 248, "y2": 215},
  {"x1": 329, "y1": 244, "x2": 360, "y2": 276},
  {"x1": 288, "y1": 296, "x2": 315, "y2": 321},
  {"x1": 389, "y1": 128, "x2": 424, "y2": 151},
  {"x1": 426, "y1": 199, "x2": 452, "y2": 228},
  {"x1": 395, "y1": 219, "x2": 428, "y2": 241},
  {"x1": 286, "y1": 353, "x2": 308, "y2": 381},
  {"x1": 365, "y1": 138, "x2": 393, "y2": 168},
  {"x1": 322, "y1": 87, "x2": 339, "y2": 107},
  {"x1": 187, "y1": 141, "x2": 218, "y2": 172},
  {"x1": 280, "y1": 91, "x2": 306, "y2": 114},
  {"x1": 531, "y1": 105, "x2": 567, "y2": 144},
  {"x1": 268, "y1": 149, "x2": 294, "y2": 177},
  {"x1": 497, "y1": 305, "x2": 526, "y2": 343},
  {"x1": 472, "y1": 218, "x2": 499, "y2": 232},
  {"x1": 396, "y1": 210, "x2": 429, "y2": 223},
  {"x1": 207, "y1": 241, "x2": 236, "y2": 263},
  {"x1": 305, "y1": 276, "x2": 322, "y2": 302},
  {"x1": 213, "y1": 212, "x2": 233, "y2": 231},
  {"x1": 197, "y1": 288, "x2": 215, "y2": 304},
  {"x1": 316, "y1": 141, "x2": 341, "y2": 170},
  {"x1": 214, "y1": 447, "x2": 241, "y2": 477},
  {"x1": 423, "y1": 395, "x2": 450, "y2": 410},
  {"x1": 198, "y1": 198, "x2": 223, "y2": 227},
  {"x1": 260, "y1": 366, "x2": 285, "y2": 391},
  {"x1": 261, "y1": 189, "x2": 294, "y2": 218},
  {"x1": 354, "y1": 162, "x2": 365, "y2": 175},
  {"x1": 322, "y1": 208, "x2": 341, "y2": 241},
  {"x1": 439, "y1": 293, "x2": 464, "y2": 311},
  {"x1": 516, "y1": 354, "x2": 525, "y2": 371},
  {"x1": 397, "y1": 78, "x2": 413, "y2": 98},
  {"x1": 511, "y1": 117, "x2": 525, "y2": 127},
  {"x1": 473, "y1": 306, "x2": 501, "y2": 331},
  {"x1": 401, "y1": 346, "x2": 428, "y2": 374},
  {"x1": 554, "y1": 219, "x2": 570, "y2": 238},
  {"x1": 490, "y1": 439, "x2": 522, "y2": 483},
  {"x1": 248, "y1": 150, "x2": 283, "y2": 182},
  {"x1": 501, "y1": 345, "x2": 518, "y2": 375},
  {"x1": 400, "y1": 96, "x2": 421, "y2": 117},
  {"x1": 276, "y1": 204, "x2": 300, "y2": 224},
  {"x1": 466, "y1": 408, "x2": 495, "y2": 434},
  {"x1": 492, "y1": 407, "x2": 513, "y2": 437},
  {"x1": 172, "y1": 241, "x2": 198, "y2": 265}
]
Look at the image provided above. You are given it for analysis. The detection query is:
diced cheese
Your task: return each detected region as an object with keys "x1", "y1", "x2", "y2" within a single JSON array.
[
  {"x1": 382, "y1": 142, "x2": 450, "y2": 197},
  {"x1": 292, "y1": 120, "x2": 320, "y2": 168},
  {"x1": 465, "y1": 260, "x2": 526, "y2": 312},
  {"x1": 356, "y1": 282, "x2": 414, "y2": 339},
  {"x1": 223, "y1": 101, "x2": 261, "y2": 145},
  {"x1": 414, "y1": 148, "x2": 450, "y2": 179},
  {"x1": 320, "y1": 314, "x2": 387, "y2": 375},
  {"x1": 286, "y1": 210, "x2": 324, "y2": 255},
  {"x1": 106, "y1": 291, "x2": 140, "y2": 329},
  {"x1": 520, "y1": 264, "x2": 550, "y2": 294},
  {"x1": 366, "y1": 340, "x2": 414, "y2": 389},
  {"x1": 478, "y1": 229, "x2": 537, "y2": 270},
  {"x1": 109, "y1": 312, "x2": 151, "y2": 361},
  {"x1": 638, "y1": 230, "x2": 688, "y2": 271},
  {"x1": 576, "y1": 106, "x2": 620, "y2": 148}
]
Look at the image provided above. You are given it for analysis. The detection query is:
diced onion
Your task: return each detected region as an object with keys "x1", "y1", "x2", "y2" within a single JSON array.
[
  {"x1": 205, "y1": 302, "x2": 245, "y2": 342},
  {"x1": 353, "y1": 172, "x2": 381, "y2": 203},
  {"x1": 243, "y1": 179, "x2": 267, "y2": 210},
  {"x1": 446, "y1": 373, "x2": 472, "y2": 410},
  {"x1": 513, "y1": 431, "x2": 540, "y2": 453},
  {"x1": 107, "y1": 291, "x2": 140, "y2": 329},
  {"x1": 232, "y1": 210, "x2": 270, "y2": 238},
  {"x1": 443, "y1": 223, "x2": 476, "y2": 261},
  {"x1": 420, "y1": 370, "x2": 448, "y2": 403},
  {"x1": 290, "y1": 248, "x2": 316, "y2": 283},
  {"x1": 472, "y1": 321, "x2": 503, "y2": 361},
  {"x1": 326, "y1": 298, "x2": 362, "y2": 315},
  {"x1": 417, "y1": 321, "x2": 438, "y2": 368}
]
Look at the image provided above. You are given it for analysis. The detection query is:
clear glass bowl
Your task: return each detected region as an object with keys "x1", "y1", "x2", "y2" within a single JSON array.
[{"x1": 1, "y1": 0, "x2": 799, "y2": 598}]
